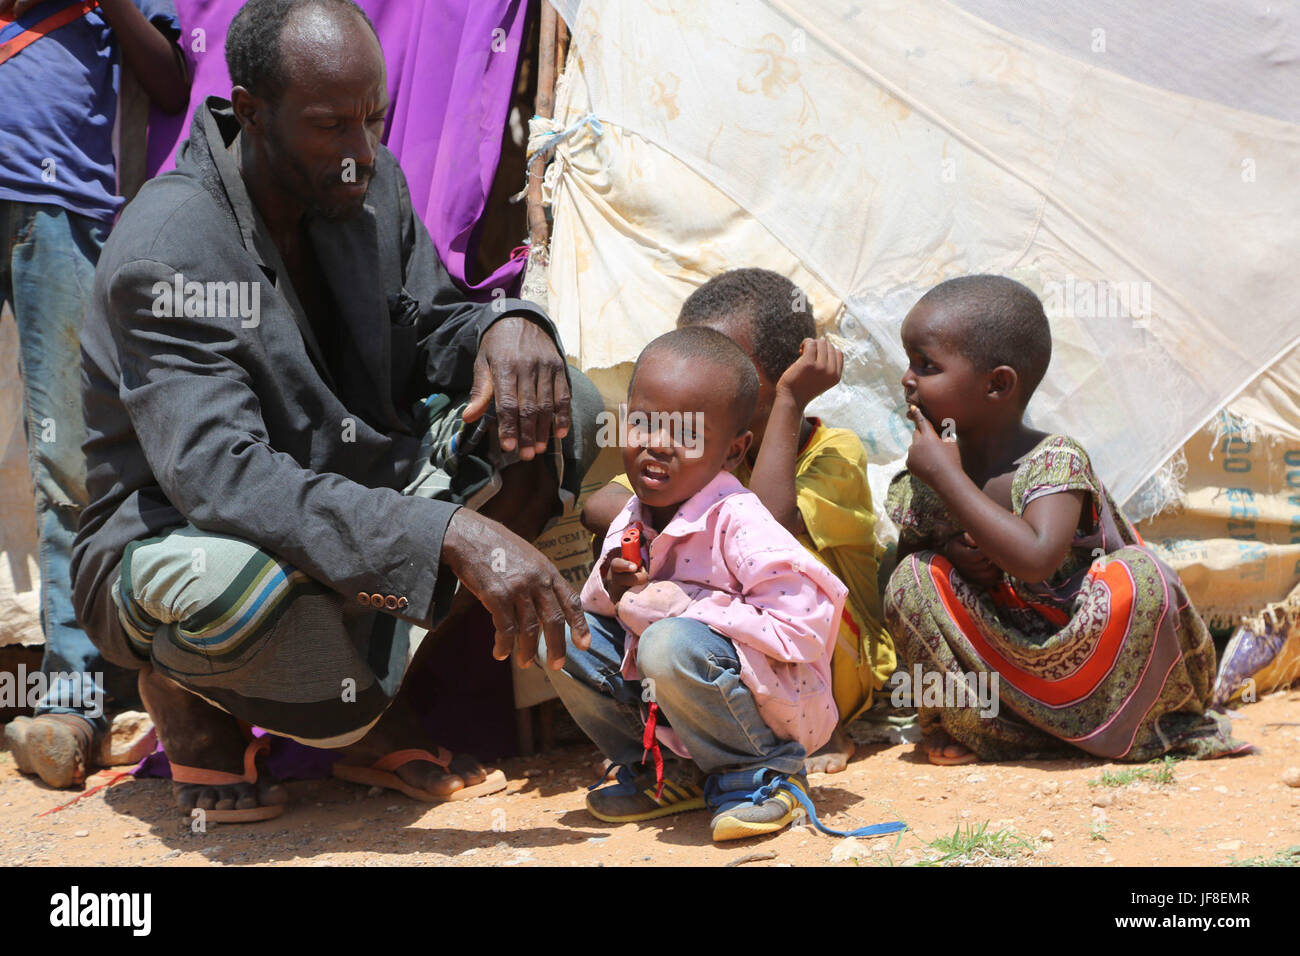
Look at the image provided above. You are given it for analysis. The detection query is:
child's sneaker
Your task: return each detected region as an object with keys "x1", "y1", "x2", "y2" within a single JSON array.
[
  {"x1": 705, "y1": 768, "x2": 811, "y2": 842},
  {"x1": 585, "y1": 760, "x2": 706, "y2": 823}
]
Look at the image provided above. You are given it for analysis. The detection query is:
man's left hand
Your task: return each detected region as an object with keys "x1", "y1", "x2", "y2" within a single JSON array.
[{"x1": 463, "y1": 316, "x2": 571, "y2": 460}]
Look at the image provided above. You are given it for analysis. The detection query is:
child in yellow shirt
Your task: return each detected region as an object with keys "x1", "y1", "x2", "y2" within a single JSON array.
[{"x1": 582, "y1": 269, "x2": 895, "y2": 773}]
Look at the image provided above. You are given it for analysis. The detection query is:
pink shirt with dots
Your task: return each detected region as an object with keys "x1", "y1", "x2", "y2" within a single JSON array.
[{"x1": 582, "y1": 470, "x2": 847, "y2": 756}]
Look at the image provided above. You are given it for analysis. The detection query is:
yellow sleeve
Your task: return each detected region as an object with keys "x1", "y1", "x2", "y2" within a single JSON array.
[
  {"x1": 793, "y1": 427, "x2": 895, "y2": 710},
  {"x1": 793, "y1": 428, "x2": 878, "y2": 554},
  {"x1": 610, "y1": 472, "x2": 633, "y2": 492}
]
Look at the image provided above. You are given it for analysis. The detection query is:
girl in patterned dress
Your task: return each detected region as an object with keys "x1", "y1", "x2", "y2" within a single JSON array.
[{"x1": 883, "y1": 276, "x2": 1251, "y2": 765}]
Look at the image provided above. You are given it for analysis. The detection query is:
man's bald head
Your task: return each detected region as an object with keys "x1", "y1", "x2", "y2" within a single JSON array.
[{"x1": 226, "y1": 0, "x2": 381, "y2": 105}]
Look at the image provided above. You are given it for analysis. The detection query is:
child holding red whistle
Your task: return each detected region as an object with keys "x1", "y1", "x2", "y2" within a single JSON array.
[
  {"x1": 541, "y1": 327, "x2": 904, "y2": 843},
  {"x1": 583, "y1": 269, "x2": 896, "y2": 776}
]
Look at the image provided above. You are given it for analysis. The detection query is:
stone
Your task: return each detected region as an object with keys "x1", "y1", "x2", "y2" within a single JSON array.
[
  {"x1": 96, "y1": 711, "x2": 157, "y2": 767},
  {"x1": 1092, "y1": 792, "x2": 1114, "y2": 808},
  {"x1": 1039, "y1": 829, "x2": 1054, "y2": 841},
  {"x1": 1216, "y1": 840, "x2": 1243, "y2": 852},
  {"x1": 829, "y1": 837, "x2": 866, "y2": 863},
  {"x1": 1281, "y1": 767, "x2": 1300, "y2": 788}
]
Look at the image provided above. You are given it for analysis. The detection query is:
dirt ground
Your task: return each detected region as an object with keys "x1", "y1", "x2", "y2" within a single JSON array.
[{"x1": 2, "y1": 691, "x2": 1297, "y2": 868}]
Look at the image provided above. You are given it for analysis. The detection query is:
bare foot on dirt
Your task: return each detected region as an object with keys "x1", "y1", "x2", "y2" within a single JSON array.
[
  {"x1": 805, "y1": 725, "x2": 855, "y2": 774},
  {"x1": 923, "y1": 729, "x2": 978, "y2": 766},
  {"x1": 137, "y1": 667, "x2": 288, "y2": 814}
]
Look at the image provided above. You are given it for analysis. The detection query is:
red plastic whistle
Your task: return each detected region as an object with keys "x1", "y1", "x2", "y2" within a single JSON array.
[{"x1": 621, "y1": 523, "x2": 643, "y2": 569}]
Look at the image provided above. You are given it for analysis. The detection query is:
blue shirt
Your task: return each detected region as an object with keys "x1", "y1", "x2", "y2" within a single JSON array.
[{"x1": 0, "y1": 0, "x2": 182, "y2": 222}]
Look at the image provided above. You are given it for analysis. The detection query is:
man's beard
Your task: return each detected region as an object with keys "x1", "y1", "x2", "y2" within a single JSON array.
[{"x1": 265, "y1": 128, "x2": 372, "y2": 221}]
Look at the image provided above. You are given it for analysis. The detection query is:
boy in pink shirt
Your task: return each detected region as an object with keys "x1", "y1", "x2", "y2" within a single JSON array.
[{"x1": 541, "y1": 327, "x2": 899, "y2": 842}]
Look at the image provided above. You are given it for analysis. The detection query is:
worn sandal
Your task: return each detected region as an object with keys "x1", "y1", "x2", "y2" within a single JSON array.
[
  {"x1": 169, "y1": 737, "x2": 286, "y2": 822},
  {"x1": 332, "y1": 747, "x2": 507, "y2": 802}
]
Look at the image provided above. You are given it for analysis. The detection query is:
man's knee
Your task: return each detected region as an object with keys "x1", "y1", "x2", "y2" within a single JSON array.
[{"x1": 116, "y1": 527, "x2": 318, "y2": 660}]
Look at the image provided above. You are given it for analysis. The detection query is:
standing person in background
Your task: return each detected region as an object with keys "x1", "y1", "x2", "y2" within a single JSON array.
[{"x1": 1, "y1": 0, "x2": 191, "y2": 788}]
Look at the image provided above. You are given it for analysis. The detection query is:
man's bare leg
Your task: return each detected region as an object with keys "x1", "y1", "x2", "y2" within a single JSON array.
[{"x1": 137, "y1": 665, "x2": 289, "y2": 813}]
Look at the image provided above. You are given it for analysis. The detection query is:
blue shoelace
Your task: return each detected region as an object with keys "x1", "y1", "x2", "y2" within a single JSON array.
[{"x1": 705, "y1": 770, "x2": 907, "y2": 839}]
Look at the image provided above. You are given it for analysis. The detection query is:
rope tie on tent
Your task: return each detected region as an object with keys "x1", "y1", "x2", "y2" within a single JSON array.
[
  {"x1": 511, "y1": 112, "x2": 604, "y2": 202},
  {"x1": 526, "y1": 111, "x2": 603, "y2": 162}
]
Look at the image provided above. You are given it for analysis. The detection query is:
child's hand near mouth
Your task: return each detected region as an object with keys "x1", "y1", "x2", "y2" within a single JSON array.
[{"x1": 905, "y1": 403, "x2": 961, "y2": 487}]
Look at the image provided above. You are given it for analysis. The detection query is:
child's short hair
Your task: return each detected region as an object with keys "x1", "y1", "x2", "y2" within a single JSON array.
[
  {"x1": 678, "y1": 268, "x2": 815, "y2": 383},
  {"x1": 917, "y1": 275, "x2": 1052, "y2": 400},
  {"x1": 631, "y1": 326, "x2": 759, "y2": 436}
]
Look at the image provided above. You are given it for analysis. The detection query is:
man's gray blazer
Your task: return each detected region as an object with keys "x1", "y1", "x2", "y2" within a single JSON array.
[{"x1": 72, "y1": 97, "x2": 561, "y2": 670}]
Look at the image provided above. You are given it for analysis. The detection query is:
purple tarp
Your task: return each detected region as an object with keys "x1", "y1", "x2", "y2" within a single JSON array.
[{"x1": 145, "y1": 0, "x2": 531, "y2": 294}]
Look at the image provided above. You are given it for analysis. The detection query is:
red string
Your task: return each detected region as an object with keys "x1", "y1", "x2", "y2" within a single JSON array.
[
  {"x1": 36, "y1": 771, "x2": 134, "y2": 817},
  {"x1": 641, "y1": 703, "x2": 665, "y2": 801}
]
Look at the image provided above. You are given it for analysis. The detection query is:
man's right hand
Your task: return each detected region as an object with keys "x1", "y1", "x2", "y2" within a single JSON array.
[{"x1": 440, "y1": 509, "x2": 590, "y2": 670}]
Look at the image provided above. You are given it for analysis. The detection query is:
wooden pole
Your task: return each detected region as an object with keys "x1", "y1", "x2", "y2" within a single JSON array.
[
  {"x1": 526, "y1": 2, "x2": 557, "y2": 265},
  {"x1": 555, "y1": 15, "x2": 569, "y2": 79}
]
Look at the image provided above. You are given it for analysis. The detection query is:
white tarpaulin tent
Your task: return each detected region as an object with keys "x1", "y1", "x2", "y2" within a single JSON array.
[{"x1": 542, "y1": 0, "x2": 1300, "y2": 518}]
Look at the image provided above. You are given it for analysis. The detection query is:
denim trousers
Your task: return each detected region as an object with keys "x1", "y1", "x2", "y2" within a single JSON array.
[
  {"x1": 1, "y1": 200, "x2": 114, "y2": 730},
  {"x1": 540, "y1": 612, "x2": 805, "y2": 776}
]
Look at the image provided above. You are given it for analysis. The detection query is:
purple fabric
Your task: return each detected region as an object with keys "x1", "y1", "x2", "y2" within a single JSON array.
[
  {"x1": 145, "y1": 0, "x2": 529, "y2": 294},
  {"x1": 136, "y1": 727, "x2": 342, "y2": 782}
]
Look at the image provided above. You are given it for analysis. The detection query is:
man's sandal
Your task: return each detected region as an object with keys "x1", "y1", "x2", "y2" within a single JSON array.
[
  {"x1": 170, "y1": 737, "x2": 286, "y2": 823},
  {"x1": 331, "y1": 747, "x2": 508, "y2": 802}
]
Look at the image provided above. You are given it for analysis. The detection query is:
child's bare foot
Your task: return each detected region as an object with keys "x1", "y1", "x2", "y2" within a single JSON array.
[
  {"x1": 804, "y1": 725, "x2": 855, "y2": 774},
  {"x1": 137, "y1": 667, "x2": 289, "y2": 815},
  {"x1": 923, "y1": 730, "x2": 978, "y2": 766}
]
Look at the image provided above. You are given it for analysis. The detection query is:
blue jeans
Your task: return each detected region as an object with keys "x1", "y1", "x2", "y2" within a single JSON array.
[
  {"x1": 1, "y1": 201, "x2": 112, "y2": 731},
  {"x1": 540, "y1": 613, "x2": 805, "y2": 776}
]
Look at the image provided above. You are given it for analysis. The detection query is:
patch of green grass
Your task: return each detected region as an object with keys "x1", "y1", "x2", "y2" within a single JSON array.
[
  {"x1": 1090, "y1": 821, "x2": 1111, "y2": 842},
  {"x1": 1230, "y1": 846, "x2": 1300, "y2": 868},
  {"x1": 1088, "y1": 756, "x2": 1179, "y2": 788},
  {"x1": 925, "y1": 822, "x2": 1034, "y2": 864}
]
